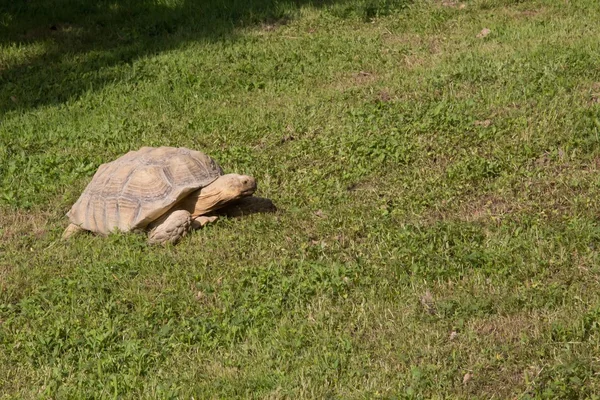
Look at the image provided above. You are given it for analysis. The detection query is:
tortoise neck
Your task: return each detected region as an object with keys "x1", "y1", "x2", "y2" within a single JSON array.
[
  {"x1": 191, "y1": 185, "x2": 229, "y2": 216},
  {"x1": 171, "y1": 174, "x2": 255, "y2": 217}
]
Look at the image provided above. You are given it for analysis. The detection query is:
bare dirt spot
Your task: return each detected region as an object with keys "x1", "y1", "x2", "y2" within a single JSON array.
[
  {"x1": 476, "y1": 28, "x2": 491, "y2": 39},
  {"x1": 474, "y1": 119, "x2": 492, "y2": 128},
  {"x1": 377, "y1": 89, "x2": 391, "y2": 102},
  {"x1": 353, "y1": 71, "x2": 377, "y2": 85}
]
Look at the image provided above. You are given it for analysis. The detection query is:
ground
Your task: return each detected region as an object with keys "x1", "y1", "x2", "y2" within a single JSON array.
[{"x1": 1, "y1": 0, "x2": 600, "y2": 398}]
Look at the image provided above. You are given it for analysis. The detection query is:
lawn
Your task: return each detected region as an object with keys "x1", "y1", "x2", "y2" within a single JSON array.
[{"x1": 1, "y1": 0, "x2": 600, "y2": 398}]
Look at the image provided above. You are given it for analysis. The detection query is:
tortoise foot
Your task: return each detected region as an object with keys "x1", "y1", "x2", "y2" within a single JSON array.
[{"x1": 148, "y1": 210, "x2": 192, "y2": 245}]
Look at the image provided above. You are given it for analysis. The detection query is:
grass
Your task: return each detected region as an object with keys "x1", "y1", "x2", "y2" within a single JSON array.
[{"x1": 1, "y1": 0, "x2": 600, "y2": 397}]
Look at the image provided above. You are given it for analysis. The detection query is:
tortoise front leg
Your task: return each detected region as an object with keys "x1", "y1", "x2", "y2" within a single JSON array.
[
  {"x1": 148, "y1": 210, "x2": 192, "y2": 245},
  {"x1": 191, "y1": 215, "x2": 218, "y2": 230},
  {"x1": 62, "y1": 223, "x2": 85, "y2": 240}
]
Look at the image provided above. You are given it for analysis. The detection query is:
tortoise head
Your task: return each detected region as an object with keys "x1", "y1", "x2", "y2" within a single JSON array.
[
  {"x1": 189, "y1": 173, "x2": 257, "y2": 216},
  {"x1": 216, "y1": 173, "x2": 257, "y2": 200}
]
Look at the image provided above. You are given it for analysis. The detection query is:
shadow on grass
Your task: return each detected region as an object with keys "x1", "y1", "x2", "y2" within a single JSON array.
[{"x1": 0, "y1": 0, "x2": 408, "y2": 114}]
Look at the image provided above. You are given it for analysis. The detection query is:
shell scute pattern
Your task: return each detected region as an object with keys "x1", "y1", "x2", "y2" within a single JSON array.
[
  {"x1": 104, "y1": 197, "x2": 120, "y2": 231},
  {"x1": 122, "y1": 166, "x2": 174, "y2": 202},
  {"x1": 115, "y1": 197, "x2": 140, "y2": 231},
  {"x1": 95, "y1": 163, "x2": 137, "y2": 197},
  {"x1": 67, "y1": 147, "x2": 223, "y2": 234}
]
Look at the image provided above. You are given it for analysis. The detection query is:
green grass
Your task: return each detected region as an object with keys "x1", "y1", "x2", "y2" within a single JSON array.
[{"x1": 2, "y1": 0, "x2": 600, "y2": 397}]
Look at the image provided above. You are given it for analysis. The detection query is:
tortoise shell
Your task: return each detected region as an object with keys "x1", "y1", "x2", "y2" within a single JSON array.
[{"x1": 67, "y1": 147, "x2": 223, "y2": 234}]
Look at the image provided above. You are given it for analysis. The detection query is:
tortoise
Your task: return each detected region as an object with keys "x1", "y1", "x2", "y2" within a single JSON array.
[{"x1": 63, "y1": 146, "x2": 257, "y2": 244}]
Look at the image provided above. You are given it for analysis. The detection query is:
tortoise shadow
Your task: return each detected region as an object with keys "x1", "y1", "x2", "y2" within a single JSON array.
[{"x1": 213, "y1": 196, "x2": 277, "y2": 219}]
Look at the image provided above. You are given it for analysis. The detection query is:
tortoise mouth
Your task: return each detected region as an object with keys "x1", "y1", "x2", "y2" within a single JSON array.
[{"x1": 241, "y1": 183, "x2": 257, "y2": 197}]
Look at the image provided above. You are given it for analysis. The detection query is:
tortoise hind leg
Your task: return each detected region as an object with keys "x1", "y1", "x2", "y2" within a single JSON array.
[
  {"x1": 62, "y1": 223, "x2": 85, "y2": 240},
  {"x1": 148, "y1": 210, "x2": 192, "y2": 245}
]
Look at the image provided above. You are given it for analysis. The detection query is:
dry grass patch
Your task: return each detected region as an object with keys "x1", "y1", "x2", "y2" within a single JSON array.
[
  {"x1": 422, "y1": 154, "x2": 600, "y2": 225},
  {"x1": 502, "y1": 6, "x2": 547, "y2": 19},
  {"x1": 329, "y1": 70, "x2": 379, "y2": 93},
  {"x1": 439, "y1": 1, "x2": 467, "y2": 9},
  {"x1": 447, "y1": 194, "x2": 517, "y2": 224},
  {"x1": 471, "y1": 312, "x2": 543, "y2": 345},
  {"x1": 0, "y1": 209, "x2": 54, "y2": 243},
  {"x1": 379, "y1": 29, "x2": 440, "y2": 48}
]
